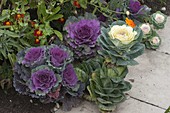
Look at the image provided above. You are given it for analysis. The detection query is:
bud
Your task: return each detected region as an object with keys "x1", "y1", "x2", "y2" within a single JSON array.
[
  {"x1": 126, "y1": 11, "x2": 130, "y2": 16},
  {"x1": 161, "y1": 7, "x2": 166, "y2": 11}
]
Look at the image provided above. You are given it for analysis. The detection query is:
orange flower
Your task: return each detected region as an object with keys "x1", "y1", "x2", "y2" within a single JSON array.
[
  {"x1": 30, "y1": 21, "x2": 36, "y2": 27},
  {"x1": 58, "y1": 17, "x2": 65, "y2": 23},
  {"x1": 34, "y1": 29, "x2": 43, "y2": 37},
  {"x1": 3, "y1": 21, "x2": 12, "y2": 26},
  {"x1": 35, "y1": 38, "x2": 40, "y2": 44},
  {"x1": 15, "y1": 14, "x2": 24, "y2": 20},
  {"x1": 73, "y1": 0, "x2": 81, "y2": 8},
  {"x1": 125, "y1": 18, "x2": 136, "y2": 28}
]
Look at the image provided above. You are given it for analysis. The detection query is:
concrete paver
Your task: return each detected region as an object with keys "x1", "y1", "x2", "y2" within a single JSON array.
[
  {"x1": 57, "y1": 17, "x2": 170, "y2": 113},
  {"x1": 157, "y1": 17, "x2": 170, "y2": 54},
  {"x1": 127, "y1": 50, "x2": 170, "y2": 109},
  {"x1": 115, "y1": 98, "x2": 165, "y2": 113},
  {"x1": 57, "y1": 98, "x2": 165, "y2": 113}
]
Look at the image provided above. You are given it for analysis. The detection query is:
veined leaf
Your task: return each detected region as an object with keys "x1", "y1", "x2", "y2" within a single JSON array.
[
  {"x1": 54, "y1": 30, "x2": 63, "y2": 41},
  {"x1": 8, "y1": 53, "x2": 16, "y2": 66},
  {"x1": 46, "y1": 14, "x2": 63, "y2": 22},
  {"x1": 0, "y1": 14, "x2": 8, "y2": 21},
  {"x1": 52, "y1": 6, "x2": 61, "y2": 14},
  {"x1": 79, "y1": 0, "x2": 87, "y2": 9},
  {"x1": 5, "y1": 30, "x2": 20, "y2": 38}
]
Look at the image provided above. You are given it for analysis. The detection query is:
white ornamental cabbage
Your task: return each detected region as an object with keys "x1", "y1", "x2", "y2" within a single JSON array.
[
  {"x1": 108, "y1": 25, "x2": 137, "y2": 44},
  {"x1": 140, "y1": 23, "x2": 151, "y2": 35},
  {"x1": 151, "y1": 11, "x2": 167, "y2": 29},
  {"x1": 98, "y1": 21, "x2": 145, "y2": 66},
  {"x1": 155, "y1": 13, "x2": 165, "y2": 24}
]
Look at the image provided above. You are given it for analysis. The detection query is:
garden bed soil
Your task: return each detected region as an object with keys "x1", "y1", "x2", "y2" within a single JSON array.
[
  {"x1": 0, "y1": 1, "x2": 170, "y2": 113},
  {"x1": 144, "y1": 0, "x2": 170, "y2": 15},
  {"x1": 0, "y1": 88, "x2": 55, "y2": 113}
]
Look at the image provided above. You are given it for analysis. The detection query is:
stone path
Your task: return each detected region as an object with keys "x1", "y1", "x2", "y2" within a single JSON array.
[{"x1": 58, "y1": 17, "x2": 170, "y2": 113}]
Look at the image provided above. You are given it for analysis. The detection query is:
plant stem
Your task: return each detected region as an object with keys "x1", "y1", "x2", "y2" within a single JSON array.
[
  {"x1": 0, "y1": 0, "x2": 4, "y2": 14},
  {"x1": 88, "y1": 2, "x2": 125, "y2": 15}
]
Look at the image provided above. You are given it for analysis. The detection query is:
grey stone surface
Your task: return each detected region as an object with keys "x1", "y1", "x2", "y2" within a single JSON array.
[
  {"x1": 115, "y1": 98, "x2": 165, "y2": 113},
  {"x1": 157, "y1": 17, "x2": 170, "y2": 54},
  {"x1": 56, "y1": 101, "x2": 99, "y2": 113},
  {"x1": 57, "y1": 98, "x2": 165, "y2": 113},
  {"x1": 125, "y1": 17, "x2": 170, "y2": 109},
  {"x1": 56, "y1": 17, "x2": 170, "y2": 113},
  {"x1": 127, "y1": 50, "x2": 170, "y2": 109}
]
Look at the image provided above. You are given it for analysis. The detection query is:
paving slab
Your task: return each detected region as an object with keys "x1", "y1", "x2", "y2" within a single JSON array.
[
  {"x1": 57, "y1": 98, "x2": 165, "y2": 113},
  {"x1": 115, "y1": 98, "x2": 165, "y2": 113},
  {"x1": 157, "y1": 17, "x2": 170, "y2": 54},
  {"x1": 127, "y1": 50, "x2": 170, "y2": 109},
  {"x1": 125, "y1": 17, "x2": 170, "y2": 109},
  {"x1": 57, "y1": 101, "x2": 99, "y2": 113},
  {"x1": 57, "y1": 17, "x2": 170, "y2": 113}
]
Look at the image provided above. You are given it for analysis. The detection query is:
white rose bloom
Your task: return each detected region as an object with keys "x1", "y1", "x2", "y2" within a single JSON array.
[
  {"x1": 108, "y1": 25, "x2": 137, "y2": 44},
  {"x1": 151, "y1": 36, "x2": 160, "y2": 45},
  {"x1": 155, "y1": 13, "x2": 165, "y2": 24},
  {"x1": 140, "y1": 23, "x2": 151, "y2": 35}
]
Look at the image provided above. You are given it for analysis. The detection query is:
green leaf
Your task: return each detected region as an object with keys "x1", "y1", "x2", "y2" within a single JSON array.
[
  {"x1": 40, "y1": 38, "x2": 47, "y2": 45},
  {"x1": 0, "y1": 14, "x2": 8, "y2": 21},
  {"x1": 94, "y1": 90, "x2": 108, "y2": 97},
  {"x1": 127, "y1": 43, "x2": 145, "y2": 59},
  {"x1": 0, "y1": 30, "x2": 5, "y2": 34},
  {"x1": 54, "y1": 30, "x2": 63, "y2": 41},
  {"x1": 79, "y1": 0, "x2": 87, "y2": 9},
  {"x1": 111, "y1": 95, "x2": 125, "y2": 103},
  {"x1": 52, "y1": 6, "x2": 61, "y2": 14},
  {"x1": 59, "y1": 0, "x2": 64, "y2": 3},
  {"x1": 98, "y1": 103, "x2": 116, "y2": 112},
  {"x1": 0, "y1": 26, "x2": 12, "y2": 29},
  {"x1": 116, "y1": 58, "x2": 139, "y2": 66},
  {"x1": 87, "y1": 83, "x2": 96, "y2": 99},
  {"x1": 5, "y1": 30, "x2": 20, "y2": 38},
  {"x1": 75, "y1": 68, "x2": 89, "y2": 83},
  {"x1": 97, "y1": 98, "x2": 113, "y2": 104},
  {"x1": 8, "y1": 53, "x2": 16, "y2": 66},
  {"x1": 19, "y1": 39, "x2": 31, "y2": 47},
  {"x1": 37, "y1": 1, "x2": 47, "y2": 21},
  {"x1": 0, "y1": 49, "x2": 7, "y2": 59},
  {"x1": 46, "y1": 14, "x2": 63, "y2": 22},
  {"x1": 39, "y1": 1, "x2": 46, "y2": 17}
]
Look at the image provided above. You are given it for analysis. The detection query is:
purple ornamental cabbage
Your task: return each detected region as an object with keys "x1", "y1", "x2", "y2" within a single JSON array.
[
  {"x1": 63, "y1": 64, "x2": 78, "y2": 86},
  {"x1": 22, "y1": 47, "x2": 45, "y2": 66},
  {"x1": 129, "y1": 0, "x2": 142, "y2": 13},
  {"x1": 48, "y1": 85, "x2": 61, "y2": 99},
  {"x1": 13, "y1": 63, "x2": 32, "y2": 95},
  {"x1": 30, "y1": 69, "x2": 57, "y2": 94},
  {"x1": 50, "y1": 46, "x2": 69, "y2": 67},
  {"x1": 65, "y1": 19, "x2": 100, "y2": 59},
  {"x1": 98, "y1": 14, "x2": 107, "y2": 22}
]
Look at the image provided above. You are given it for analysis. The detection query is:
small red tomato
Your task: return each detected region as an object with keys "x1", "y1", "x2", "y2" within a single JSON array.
[{"x1": 73, "y1": 0, "x2": 81, "y2": 8}]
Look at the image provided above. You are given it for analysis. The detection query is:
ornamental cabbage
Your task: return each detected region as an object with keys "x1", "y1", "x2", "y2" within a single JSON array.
[{"x1": 98, "y1": 21, "x2": 145, "y2": 66}]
